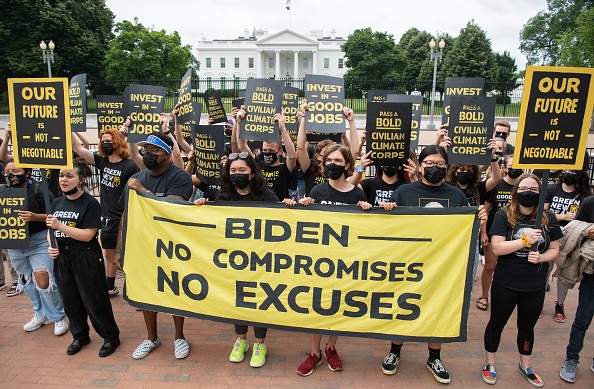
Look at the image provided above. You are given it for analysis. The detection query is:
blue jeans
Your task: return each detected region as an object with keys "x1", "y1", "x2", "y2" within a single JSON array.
[
  {"x1": 8, "y1": 230, "x2": 65, "y2": 322},
  {"x1": 566, "y1": 272, "x2": 594, "y2": 361}
]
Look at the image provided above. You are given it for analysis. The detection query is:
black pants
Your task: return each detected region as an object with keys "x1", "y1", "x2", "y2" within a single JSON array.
[
  {"x1": 54, "y1": 245, "x2": 120, "y2": 342},
  {"x1": 484, "y1": 281, "x2": 544, "y2": 355},
  {"x1": 234, "y1": 324, "x2": 267, "y2": 339}
]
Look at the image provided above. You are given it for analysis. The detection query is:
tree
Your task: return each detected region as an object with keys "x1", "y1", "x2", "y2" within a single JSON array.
[
  {"x1": 103, "y1": 18, "x2": 198, "y2": 80},
  {"x1": 557, "y1": 7, "x2": 594, "y2": 66},
  {"x1": 492, "y1": 51, "x2": 519, "y2": 102},
  {"x1": 398, "y1": 28, "x2": 433, "y2": 91},
  {"x1": 0, "y1": 0, "x2": 114, "y2": 80},
  {"x1": 442, "y1": 21, "x2": 495, "y2": 80}
]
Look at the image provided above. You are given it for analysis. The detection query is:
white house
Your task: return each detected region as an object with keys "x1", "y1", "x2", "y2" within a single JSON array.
[{"x1": 196, "y1": 28, "x2": 347, "y2": 90}]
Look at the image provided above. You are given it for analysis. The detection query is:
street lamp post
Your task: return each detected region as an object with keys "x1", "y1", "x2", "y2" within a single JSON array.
[
  {"x1": 40, "y1": 40, "x2": 55, "y2": 77},
  {"x1": 427, "y1": 38, "x2": 445, "y2": 130}
]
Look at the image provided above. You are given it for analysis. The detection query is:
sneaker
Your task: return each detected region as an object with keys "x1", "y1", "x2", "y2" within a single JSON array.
[
  {"x1": 482, "y1": 363, "x2": 497, "y2": 384},
  {"x1": 560, "y1": 359, "x2": 577, "y2": 383},
  {"x1": 250, "y1": 342, "x2": 267, "y2": 368},
  {"x1": 23, "y1": 313, "x2": 50, "y2": 332},
  {"x1": 54, "y1": 317, "x2": 69, "y2": 336},
  {"x1": 382, "y1": 352, "x2": 401, "y2": 375},
  {"x1": 325, "y1": 345, "x2": 343, "y2": 371},
  {"x1": 174, "y1": 338, "x2": 189, "y2": 359},
  {"x1": 554, "y1": 301, "x2": 566, "y2": 323},
  {"x1": 108, "y1": 286, "x2": 119, "y2": 297},
  {"x1": 518, "y1": 363, "x2": 544, "y2": 387},
  {"x1": 426, "y1": 358, "x2": 451, "y2": 384},
  {"x1": 229, "y1": 337, "x2": 249, "y2": 362},
  {"x1": 297, "y1": 352, "x2": 323, "y2": 376},
  {"x1": 132, "y1": 338, "x2": 160, "y2": 359}
]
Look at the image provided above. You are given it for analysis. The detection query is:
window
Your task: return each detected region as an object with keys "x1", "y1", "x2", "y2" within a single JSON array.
[
  {"x1": 302, "y1": 58, "x2": 309, "y2": 69},
  {"x1": 234, "y1": 57, "x2": 240, "y2": 68},
  {"x1": 286, "y1": 58, "x2": 292, "y2": 69},
  {"x1": 248, "y1": 57, "x2": 254, "y2": 68},
  {"x1": 269, "y1": 58, "x2": 275, "y2": 68},
  {"x1": 220, "y1": 58, "x2": 226, "y2": 68},
  {"x1": 206, "y1": 58, "x2": 211, "y2": 68},
  {"x1": 323, "y1": 58, "x2": 329, "y2": 69},
  {"x1": 338, "y1": 58, "x2": 344, "y2": 69}
]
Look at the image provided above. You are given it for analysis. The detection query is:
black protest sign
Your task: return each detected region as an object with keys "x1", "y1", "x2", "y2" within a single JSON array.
[
  {"x1": 232, "y1": 98, "x2": 245, "y2": 109},
  {"x1": 204, "y1": 92, "x2": 227, "y2": 124},
  {"x1": 306, "y1": 132, "x2": 342, "y2": 143},
  {"x1": 238, "y1": 90, "x2": 245, "y2": 98},
  {"x1": 192, "y1": 124, "x2": 224, "y2": 186},
  {"x1": 0, "y1": 188, "x2": 29, "y2": 249},
  {"x1": 515, "y1": 66, "x2": 594, "y2": 169},
  {"x1": 96, "y1": 95, "x2": 126, "y2": 135},
  {"x1": 123, "y1": 86, "x2": 130, "y2": 117},
  {"x1": 368, "y1": 90, "x2": 396, "y2": 103},
  {"x1": 178, "y1": 103, "x2": 201, "y2": 145},
  {"x1": 304, "y1": 74, "x2": 345, "y2": 133},
  {"x1": 365, "y1": 102, "x2": 411, "y2": 166},
  {"x1": 240, "y1": 78, "x2": 284, "y2": 142},
  {"x1": 283, "y1": 86, "x2": 300, "y2": 141},
  {"x1": 386, "y1": 94, "x2": 423, "y2": 150},
  {"x1": 8, "y1": 78, "x2": 73, "y2": 169},
  {"x1": 447, "y1": 95, "x2": 495, "y2": 165},
  {"x1": 126, "y1": 84, "x2": 166, "y2": 143},
  {"x1": 176, "y1": 69, "x2": 194, "y2": 123},
  {"x1": 442, "y1": 78, "x2": 485, "y2": 127},
  {"x1": 68, "y1": 73, "x2": 86, "y2": 132}
]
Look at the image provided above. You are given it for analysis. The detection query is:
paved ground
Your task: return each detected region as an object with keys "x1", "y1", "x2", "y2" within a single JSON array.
[{"x1": 1, "y1": 258, "x2": 593, "y2": 388}]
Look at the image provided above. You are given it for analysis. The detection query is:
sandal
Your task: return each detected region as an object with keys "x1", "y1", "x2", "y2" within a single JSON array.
[
  {"x1": 477, "y1": 296, "x2": 488, "y2": 311},
  {"x1": 6, "y1": 283, "x2": 22, "y2": 297}
]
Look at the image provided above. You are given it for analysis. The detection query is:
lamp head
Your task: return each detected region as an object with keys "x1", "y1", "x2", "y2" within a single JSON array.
[
  {"x1": 438, "y1": 39, "x2": 445, "y2": 49},
  {"x1": 48, "y1": 40, "x2": 55, "y2": 50},
  {"x1": 429, "y1": 39, "x2": 436, "y2": 49},
  {"x1": 40, "y1": 40, "x2": 47, "y2": 50}
]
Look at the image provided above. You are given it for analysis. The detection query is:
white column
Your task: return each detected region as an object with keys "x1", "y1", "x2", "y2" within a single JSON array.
[
  {"x1": 256, "y1": 50, "x2": 262, "y2": 78},
  {"x1": 275, "y1": 50, "x2": 281, "y2": 79},
  {"x1": 293, "y1": 50, "x2": 299, "y2": 79},
  {"x1": 312, "y1": 50, "x2": 318, "y2": 74}
]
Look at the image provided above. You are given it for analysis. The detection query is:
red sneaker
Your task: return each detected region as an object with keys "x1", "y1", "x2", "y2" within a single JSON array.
[
  {"x1": 297, "y1": 352, "x2": 322, "y2": 376},
  {"x1": 325, "y1": 345, "x2": 343, "y2": 371}
]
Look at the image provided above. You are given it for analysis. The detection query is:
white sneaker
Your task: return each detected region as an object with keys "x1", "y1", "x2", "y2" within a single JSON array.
[
  {"x1": 132, "y1": 338, "x2": 160, "y2": 359},
  {"x1": 54, "y1": 317, "x2": 69, "y2": 336},
  {"x1": 23, "y1": 312, "x2": 50, "y2": 332}
]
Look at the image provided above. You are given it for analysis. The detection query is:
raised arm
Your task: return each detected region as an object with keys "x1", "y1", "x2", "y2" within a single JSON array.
[
  {"x1": 277, "y1": 110, "x2": 296, "y2": 173},
  {"x1": 235, "y1": 107, "x2": 254, "y2": 158},
  {"x1": 296, "y1": 100, "x2": 311, "y2": 172},
  {"x1": 71, "y1": 132, "x2": 95, "y2": 165},
  {"x1": 76, "y1": 132, "x2": 91, "y2": 150},
  {"x1": 166, "y1": 133, "x2": 184, "y2": 169},
  {"x1": 485, "y1": 139, "x2": 502, "y2": 192},
  {"x1": 172, "y1": 105, "x2": 192, "y2": 154},
  {"x1": 343, "y1": 107, "x2": 359, "y2": 160},
  {"x1": 0, "y1": 124, "x2": 13, "y2": 162}
]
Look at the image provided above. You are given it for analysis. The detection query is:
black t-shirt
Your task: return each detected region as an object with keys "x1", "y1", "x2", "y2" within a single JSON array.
[
  {"x1": 303, "y1": 160, "x2": 328, "y2": 197},
  {"x1": 94, "y1": 154, "x2": 140, "y2": 220},
  {"x1": 258, "y1": 161, "x2": 294, "y2": 200},
  {"x1": 545, "y1": 184, "x2": 584, "y2": 227},
  {"x1": 31, "y1": 168, "x2": 61, "y2": 198},
  {"x1": 309, "y1": 182, "x2": 367, "y2": 205},
  {"x1": 214, "y1": 187, "x2": 279, "y2": 202},
  {"x1": 490, "y1": 210, "x2": 563, "y2": 292},
  {"x1": 390, "y1": 180, "x2": 468, "y2": 207},
  {"x1": 504, "y1": 143, "x2": 515, "y2": 156},
  {"x1": 576, "y1": 195, "x2": 594, "y2": 223},
  {"x1": 486, "y1": 179, "x2": 515, "y2": 233},
  {"x1": 534, "y1": 170, "x2": 560, "y2": 187},
  {"x1": 26, "y1": 182, "x2": 54, "y2": 234},
  {"x1": 360, "y1": 177, "x2": 408, "y2": 206},
  {"x1": 51, "y1": 193, "x2": 102, "y2": 247}
]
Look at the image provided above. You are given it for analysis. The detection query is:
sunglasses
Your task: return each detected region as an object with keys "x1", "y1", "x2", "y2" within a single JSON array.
[{"x1": 229, "y1": 152, "x2": 249, "y2": 160}]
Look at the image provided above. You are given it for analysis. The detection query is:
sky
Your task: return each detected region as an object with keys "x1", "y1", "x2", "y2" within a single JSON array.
[{"x1": 105, "y1": 0, "x2": 547, "y2": 71}]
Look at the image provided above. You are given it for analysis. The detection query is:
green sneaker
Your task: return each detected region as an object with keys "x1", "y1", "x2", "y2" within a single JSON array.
[
  {"x1": 229, "y1": 338, "x2": 249, "y2": 362},
  {"x1": 250, "y1": 342, "x2": 267, "y2": 368}
]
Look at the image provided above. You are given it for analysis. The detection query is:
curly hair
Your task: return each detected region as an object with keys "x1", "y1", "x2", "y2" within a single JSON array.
[
  {"x1": 98, "y1": 129, "x2": 130, "y2": 159},
  {"x1": 503, "y1": 173, "x2": 550, "y2": 229},
  {"x1": 447, "y1": 164, "x2": 481, "y2": 194},
  {"x1": 219, "y1": 155, "x2": 268, "y2": 201}
]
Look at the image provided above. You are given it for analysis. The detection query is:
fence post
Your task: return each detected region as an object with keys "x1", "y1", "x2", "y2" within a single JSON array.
[{"x1": 503, "y1": 82, "x2": 508, "y2": 117}]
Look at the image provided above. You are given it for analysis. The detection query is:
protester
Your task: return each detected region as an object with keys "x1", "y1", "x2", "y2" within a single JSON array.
[
  {"x1": 2, "y1": 160, "x2": 68, "y2": 335},
  {"x1": 482, "y1": 173, "x2": 562, "y2": 386},
  {"x1": 46, "y1": 159, "x2": 120, "y2": 357},
  {"x1": 493, "y1": 120, "x2": 515, "y2": 156},
  {"x1": 72, "y1": 130, "x2": 140, "y2": 297}
]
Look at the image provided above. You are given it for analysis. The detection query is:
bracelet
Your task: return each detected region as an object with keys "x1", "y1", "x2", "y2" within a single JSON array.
[
  {"x1": 355, "y1": 162, "x2": 365, "y2": 173},
  {"x1": 115, "y1": 250, "x2": 121, "y2": 254},
  {"x1": 522, "y1": 234, "x2": 532, "y2": 248}
]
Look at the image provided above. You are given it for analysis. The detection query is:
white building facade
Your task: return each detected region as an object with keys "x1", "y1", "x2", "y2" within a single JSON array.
[{"x1": 196, "y1": 29, "x2": 347, "y2": 90}]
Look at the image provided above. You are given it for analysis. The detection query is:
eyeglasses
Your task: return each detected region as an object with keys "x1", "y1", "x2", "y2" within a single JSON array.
[
  {"x1": 229, "y1": 152, "x2": 249, "y2": 160},
  {"x1": 422, "y1": 161, "x2": 447, "y2": 168},
  {"x1": 517, "y1": 186, "x2": 539, "y2": 193},
  {"x1": 495, "y1": 131, "x2": 508, "y2": 139}
]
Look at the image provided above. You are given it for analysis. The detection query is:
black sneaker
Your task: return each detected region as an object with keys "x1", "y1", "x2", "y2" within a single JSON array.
[
  {"x1": 427, "y1": 358, "x2": 451, "y2": 384},
  {"x1": 554, "y1": 301, "x2": 566, "y2": 323},
  {"x1": 382, "y1": 352, "x2": 401, "y2": 375}
]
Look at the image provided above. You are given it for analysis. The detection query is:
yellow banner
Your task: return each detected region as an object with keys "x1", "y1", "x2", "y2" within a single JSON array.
[{"x1": 123, "y1": 191, "x2": 479, "y2": 342}]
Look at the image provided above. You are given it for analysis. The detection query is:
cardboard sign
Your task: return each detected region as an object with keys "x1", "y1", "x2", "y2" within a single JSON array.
[
  {"x1": 204, "y1": 92, "x2": 227, "y2": 124},
  {"x1": 192, "y1": 124, "x2": 224, "y2": 186},
  {"x1": 68, "y1": 73, "x2": 86, "y2": 132},
  {"x1": 365, "y1": 102, "x2": 411, "y2": 166},
  {"x1": 240, "y1": 78, "x2": 284, "y2": 142},
  {"x1": 8, "y1": 78, "x2": 73, "y2": 169},
  {"x1": 283, "y1": 86, "x2": 300, "y2": 142},
  {"x1": 386, "y1": 94, "x2": 423, "y2": 150},
  {"x1": 178, "y1": 103, "x2": 201, "y2": 146},
  {"x1": 515, "y1": 66, "x2": 594, "y2": 169},
  {"x1": 126, "y1": 84, "x2": 166, "y2": 143},
  {"x1": 96, "y1": 95, "x2": 126, "y2": 135},
  {"x1": 305, "y1": 74, "x2": 345, "y2": 133},
  {"x1": 0, "y1": 188, "x2": 29, "y2": 249},
  {"x1": 368, "y1": 90, "x2": 396, "y2": 103},
  {"x1": 442, "y1": 78, "x2": 485, "y2": 127}
]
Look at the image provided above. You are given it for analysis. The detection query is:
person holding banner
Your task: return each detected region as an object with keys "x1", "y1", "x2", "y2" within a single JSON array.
[
  {"x1": 71, "y1": 130, "x2": 140, "y2": 297},
  {"x1": 483, "y1": 173, "x2": 562, "y2": 386},
  {"x1": 46, "y1": 159, "x2": 121, "y2": 357},
  {"x1": 2, "y1": 161, "x2": 67, "y2": 335}
]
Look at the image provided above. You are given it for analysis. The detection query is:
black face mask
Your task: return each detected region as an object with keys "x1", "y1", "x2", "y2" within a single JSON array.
[
  {"x1": 324, "y1": 163, "x2": 346, "y2": 180},
  {"x1": 224, "y1": 129, "x2": 233, "y2": 137},
  {"x1": 102, "y1": 142, "x2": 114, "y2": 156},
  {"x1": 495, "y1": 132, "x2": 508, "y2": 140},
  {"x1": 229, "y1": 173, "x2": 251, "y2": 189},
  {"x1": 143, "y1": 152, "x2": 160, "y2": 170},
  {"x1": 517, "y1": 190, "x2": 540, "y2": 207},
  {"x1": 263, "y1": 152, "x2": 278, "y2": 166},
  {"x1": 507, "y1": 168, "x2": 523, "y2": 179},
  {"x1": 382, "y1": 166, "x2": 400, "y2": 177},
  {"x1": 6, "y1": 173, "x2": 27, "y2": 187},
  {"x1": 456, "y1": 171, "x2": 474, "y2": 185},
  {"x1": 63, "y1": 186, "x2": 80, "y2": 196},
  {"x1": 560, "y1": 172, "x2": 577, "y2": 186},
  {"x1": 423, "y1": 166, "x2": 447, "y2": 184}
]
